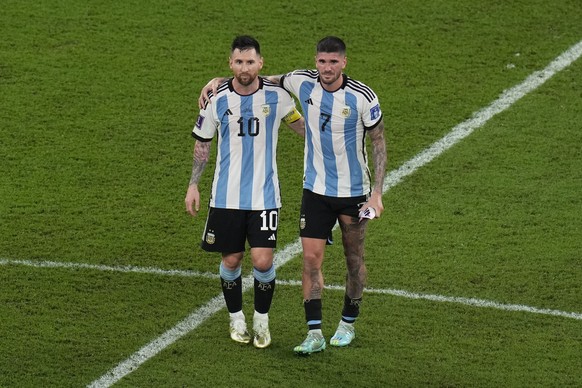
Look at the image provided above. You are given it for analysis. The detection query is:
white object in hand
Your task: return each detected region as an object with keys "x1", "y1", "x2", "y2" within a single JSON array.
[{"x1": 358, "y1": 207, "x2": 376, "y2": 222}]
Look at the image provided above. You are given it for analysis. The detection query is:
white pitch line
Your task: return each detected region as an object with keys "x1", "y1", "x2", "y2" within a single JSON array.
[
  {"x1": 279, "y1": 280, "x2": 582, "y2": 320},
  {"x1": 383, "y1": 39, "x2": 582, "y2": 191},
  {"x1": 83, "y1": 39, "x2": 582, "y2": 387},
  {"x1": 3, "y1": 259, "x2": 581, "y2": 321},
  {"x1": 0, "y1": 258, "x2": 220, "y2": 280}
]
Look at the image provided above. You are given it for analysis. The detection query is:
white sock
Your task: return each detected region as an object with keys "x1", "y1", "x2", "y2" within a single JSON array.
[
  {"x1": 229, "y1": 310, "x2": 245, "y2": 321},
  {"x1": 254, "y1": 311, "x2": 269, "y2": 321}
]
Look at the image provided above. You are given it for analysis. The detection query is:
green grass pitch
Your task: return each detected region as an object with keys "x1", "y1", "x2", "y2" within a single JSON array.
[{"x1": 1, "y1": 0, "x2": 581, "y2": 386}]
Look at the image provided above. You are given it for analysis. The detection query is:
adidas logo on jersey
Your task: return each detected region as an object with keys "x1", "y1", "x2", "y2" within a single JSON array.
[
  {"x1": 268, "y1": 234, "x2": 276, "y2": 241},
  {"x1": 305, "y1": 98, "x2": 313, "y2": 105}
]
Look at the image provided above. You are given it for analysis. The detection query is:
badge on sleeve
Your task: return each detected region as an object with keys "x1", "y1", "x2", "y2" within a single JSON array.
[
  {"x1": 370, "y1": 104, "x2": 380, "y2": 120},
  {"x1": 195, "y1": 115, "x2": 205, "y2": 129}
]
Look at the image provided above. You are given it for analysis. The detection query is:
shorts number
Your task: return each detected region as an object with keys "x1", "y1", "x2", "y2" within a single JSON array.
[{"x1": 260, "y1": 210, "x2": 278, "y2": 231}]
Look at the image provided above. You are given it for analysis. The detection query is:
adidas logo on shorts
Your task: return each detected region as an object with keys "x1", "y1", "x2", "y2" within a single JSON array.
[{"x1": 268, "y1": 234, "x2": 276, "y2": 241}]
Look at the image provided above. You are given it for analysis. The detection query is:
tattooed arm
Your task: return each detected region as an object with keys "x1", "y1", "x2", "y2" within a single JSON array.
[
  {"x1": 185, "y1": 140, "x2": 211, "y2": 216},
  {"x1": 363, "y1": 119, "x2": 387, "y2": 218}
]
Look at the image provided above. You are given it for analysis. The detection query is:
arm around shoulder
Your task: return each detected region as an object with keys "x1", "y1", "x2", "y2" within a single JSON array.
[{"x1": 198, "y1": 77, "x2": 228, "y2": 109}]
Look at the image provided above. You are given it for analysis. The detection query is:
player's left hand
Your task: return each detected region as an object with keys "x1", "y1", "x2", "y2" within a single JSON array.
[{"x1": 198, "y1": 78, "x2": 223, "y2": 109}]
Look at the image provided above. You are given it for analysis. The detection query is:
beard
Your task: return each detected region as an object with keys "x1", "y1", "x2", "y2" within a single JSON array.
[
  {"x1": 235, "y1": 73, "x2": 255, "y2": 86},
  {"x1": 320, "y1": 72, "x2": 340, "y2": 85}
]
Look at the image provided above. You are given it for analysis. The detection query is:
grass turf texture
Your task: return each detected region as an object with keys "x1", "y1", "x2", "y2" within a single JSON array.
[{"x1": 1, "y1": 0, "x2": 581, "y2": 386}]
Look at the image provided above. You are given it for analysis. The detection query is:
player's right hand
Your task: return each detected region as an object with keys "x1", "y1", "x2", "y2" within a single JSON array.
[{"x1": 185, "y1": 184, "x2": 201, "y2": 216}]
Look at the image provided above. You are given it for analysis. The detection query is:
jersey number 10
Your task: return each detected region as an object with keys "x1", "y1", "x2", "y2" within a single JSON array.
[{"x1": 237, "y1": 117, "x2": 260, "y2": 137}]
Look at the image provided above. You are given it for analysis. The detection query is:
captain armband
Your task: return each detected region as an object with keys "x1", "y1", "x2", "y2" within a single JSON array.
[{"x1": 282, "y1": 107, "x2": 302, "y2": 124}]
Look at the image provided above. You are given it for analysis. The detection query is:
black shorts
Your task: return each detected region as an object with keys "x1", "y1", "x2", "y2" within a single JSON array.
[
  {"x1": 299, "y1": 189, "x2": 368, "y2": 240},
  {"x1": 201, "y1": 207, "x2": 279, "y2": 253}
]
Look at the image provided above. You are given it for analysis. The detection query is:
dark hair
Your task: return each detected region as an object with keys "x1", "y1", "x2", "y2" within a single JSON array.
[
  {"x1": 316, "y1": 36, "x2": 346, "y2": 55},
  {"x1": 231, "y1": 35, "x2": 261, "y2": 55}
]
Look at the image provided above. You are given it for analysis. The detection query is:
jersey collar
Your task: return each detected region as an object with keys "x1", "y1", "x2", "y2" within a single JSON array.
[{"x1": 227, "y1": 77, "x2": 264, "y2": 96}]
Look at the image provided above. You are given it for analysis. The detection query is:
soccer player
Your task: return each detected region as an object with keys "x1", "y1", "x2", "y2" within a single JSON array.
[
  {"x1": 185, "y1": 35, "x2": 305, "y2": 349},
  {"x1": 198, "y1": 36, "x2": 387, "y2": 355}
]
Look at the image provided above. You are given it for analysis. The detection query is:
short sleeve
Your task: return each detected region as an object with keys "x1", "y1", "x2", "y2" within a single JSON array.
[
  {"x1": 281, "y1": 70, "x2": 301, "y2": 96},
  {"x1": 191, "y1": 105, "x2": 217, "y2": 142},
  {"x1": 362, "y1": 95, "x2": 383, "y2": 130}
]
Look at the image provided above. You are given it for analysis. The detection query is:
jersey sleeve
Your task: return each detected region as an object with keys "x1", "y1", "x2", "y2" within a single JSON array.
[
  {"x1": 280, "y1": 70, "x2": 303, "y2": 97},
  {"x1": 362, "y1": 93, "x2": 383, "y2": 130},
  {"x1": 191, "y1": 104, "x2": 217, "y2": 142}
]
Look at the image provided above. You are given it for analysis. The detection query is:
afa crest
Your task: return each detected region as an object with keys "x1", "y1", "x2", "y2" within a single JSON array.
[
  {"x1": 205, "y1": 231, "x2": 215, "y2": 245},
  {"x1": 341, "y1": 107, "x2": 351, "y2": 118},
  {"x1": 300, "y1": 216, "x2": 306, "y2": 230},
  {"x1": 261, "y1": 104, "x2": 271, "y2": 116}
]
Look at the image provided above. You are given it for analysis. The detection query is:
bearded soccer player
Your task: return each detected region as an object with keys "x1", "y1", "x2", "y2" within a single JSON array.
[{"x1": 185, "y1": 35, "x2": 305, "y2": 349}]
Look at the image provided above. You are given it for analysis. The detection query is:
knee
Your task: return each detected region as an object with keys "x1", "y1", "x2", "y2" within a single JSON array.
[
  {"x1": 303, "y1": 250, "x2": 323, "y2": 270},
  {"x1": 253, "y1": 258, "x2": 273, "y2": 272},
  {"x1": 251, "y1": 249, "x2": 274, "y2": 272},
  {"x1": 346, "y1": 258, "x2": 367, "y2": 278},
  {"x1": 221, "y1": 253, "x2": 243, "y2": 270}
]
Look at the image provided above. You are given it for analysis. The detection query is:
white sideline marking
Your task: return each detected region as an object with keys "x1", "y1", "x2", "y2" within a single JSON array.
[
  {"x1": 383, "y1": 39, "x2": 582, "y2": 191},
  {"x1": 4, "y1": 258, "x2": 581, "y2": 321},
  {"x1": 83, "y1": 39, "x2": 581, "y2": 386},
  {"x1": 281, "y1": 280, "x2": 582, "y2": 321},
  {"x1": 0, "y1": 258, "x2": 220, "y2": 280},
  {"x1": 3, "y1": 258, "x2": 581, "y2": 321}
]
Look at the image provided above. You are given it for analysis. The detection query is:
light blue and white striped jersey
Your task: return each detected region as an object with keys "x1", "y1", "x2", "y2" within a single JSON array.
[
  {"x1": 192, "y1": 77, "x2": 298, "y2": 210},
  {"x1": 281, "y1": 70, "x2": 383, "y2": 198}
]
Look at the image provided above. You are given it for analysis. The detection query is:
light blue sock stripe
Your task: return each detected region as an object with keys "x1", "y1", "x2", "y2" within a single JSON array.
[
  {"x1": 219, "y1": 263, "x2": 241, "y2": 281},
  {"x1": 253, "y1": 265, "x2": 275, "y2": 283},
  {"x1": 342, "y1": 316, "x2": 356, "y2": 323},
  {"x1": 307, "y1": 320, "x2": 322, "y2": 326}
]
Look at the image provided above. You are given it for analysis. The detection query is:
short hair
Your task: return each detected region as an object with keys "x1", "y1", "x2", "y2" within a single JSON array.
[
  {"x1": 316, "y1": 36, "x2": 346, "y2": 55},
  {"x1": 231, "y1": 35, "x2": 261, "y2": 55}
]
